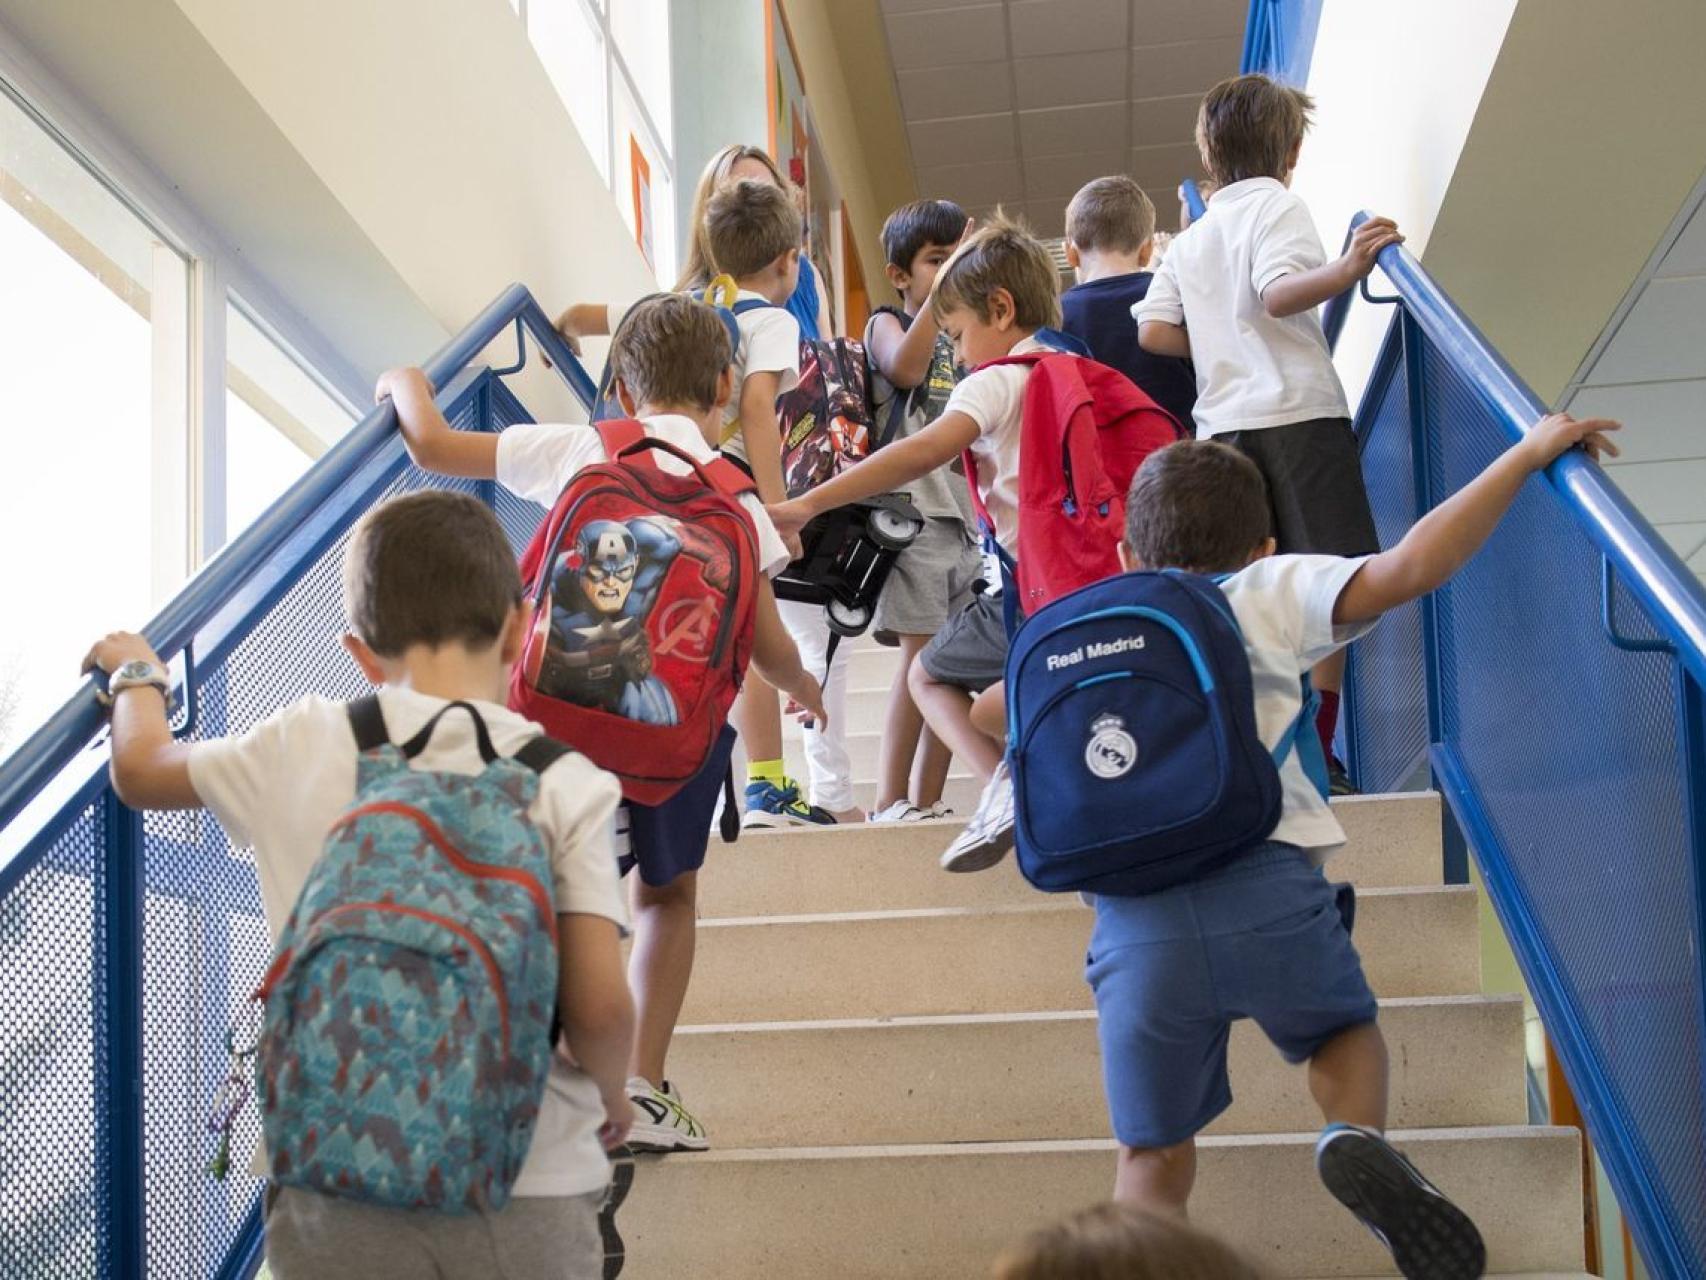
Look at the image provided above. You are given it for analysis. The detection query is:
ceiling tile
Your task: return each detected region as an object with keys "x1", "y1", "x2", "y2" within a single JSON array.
[
  {"x1": 1130, "y1": 0, "x2": 1245, "y2": 44},
  {"x1": 884, "y1": 7, "x2": 1009, "y2": 70},
  {"x1": 882, "y1": 0, "x2": 996, "y2": 12},
  {"x1": 1600, "y1": 457, "x2": 1706, "y2": 526},
  {"x1": 916, "y1": 158, "x2": 1025, "y2": 207},
  {"x1": 1128, "y1": 140, "x2": 1206, "y2": 187},
  {"x1": 1130, "y1": 38, "x2": 1241, "y2": 98},
  {"x1": 1008, "y1": 0, "x2": 1128, "y2": 58},
  {"x1": 1025, "y1": 195, "x2": 1072, "y2": 236},
  {"x1": 1563, "y1": 379, "x2": 1706, "y2": 466},
  {"x1": 909, "y1": 113, "x2": 1019, "y2": 168},
  {"x1": 1147, "y1": 185, "x2": 1188, "y2": 230},
  {"x1": 898, "y1": 62, "x2": 1014, "y2": 119},
  {"x1": 1019, "y1": 102, "x2": 1127, "y2": 157},
  {"x1": 1024, "y1": 149, "x2": 1127, "y2": 199},
  {"x1": 1654, "y1": 520, "x2": 1706, "y2": 562},
  {"x1": 1657, "y1": 196, "x2": 1706, "y2": 279},
  {"x1": 1130, "y1": 93, "x2": 1202, "y2": 148},
  {"x1": 1585, "y1": 275, "x2": 1706, "y2": 385},
  {"x1": 1014, "y1": 49, "x2": 1127, "y2": 111}
]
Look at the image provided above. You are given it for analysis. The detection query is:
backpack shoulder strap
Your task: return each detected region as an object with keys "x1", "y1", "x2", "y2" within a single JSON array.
[
  {"x1": 512, "y1": 735, "x2": 575, "y2": 776},
  {"x1": 704, "y1": 456, "x2": 758, "y2": 501},
  {"x1": 594, "y1": 418, "x2": 650, "y2": 468},
  {"x1": 731, "y1": 298, "x2": 777, "y2": 316},
  {"x1": 347, "y1": 696, "x2": 389, "y2": 753}
]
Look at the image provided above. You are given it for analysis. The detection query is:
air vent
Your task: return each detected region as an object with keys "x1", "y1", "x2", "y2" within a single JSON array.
[{"x1": 1042, "y1": 236, "x2": 1073, "y2": 286}]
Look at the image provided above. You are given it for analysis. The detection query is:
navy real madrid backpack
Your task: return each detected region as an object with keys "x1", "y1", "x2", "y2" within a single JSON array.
[{"x1": 1005, "y1": 569, "x2": 1320, "y2": 897}]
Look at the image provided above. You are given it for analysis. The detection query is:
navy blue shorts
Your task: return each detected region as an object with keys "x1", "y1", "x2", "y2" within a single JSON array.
[
  {"x1": 617, "y1": 725, "x2": 737, "y2": 887},
  {"x1": 1086, "y1": 842, "x2": 1377, "y2": 1149}
]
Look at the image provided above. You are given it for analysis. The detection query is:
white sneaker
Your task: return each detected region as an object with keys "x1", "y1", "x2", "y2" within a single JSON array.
[
  {"x1": 626, "y1": 1077, "x2": 709, "y2": 1153},
  {"x1": 940, "y1": 759, "x2": 1016, "y2": 873},
  {"x1": 925, "y1": 802, "x2": 956, "y2": 819},
  {"x1": 870, "y1": 799, "x2": 930, "y2": 823}
]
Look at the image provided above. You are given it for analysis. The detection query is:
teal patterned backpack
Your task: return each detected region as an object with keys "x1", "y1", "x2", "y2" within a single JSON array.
[{"x1": 254, "y1": 697, "x2": 568, "y2": 1211}]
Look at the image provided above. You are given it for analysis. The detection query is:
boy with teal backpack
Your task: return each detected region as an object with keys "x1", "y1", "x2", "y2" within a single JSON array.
[{"x1": 84, "y1": 492, "x2": 635, "y2": 1280}]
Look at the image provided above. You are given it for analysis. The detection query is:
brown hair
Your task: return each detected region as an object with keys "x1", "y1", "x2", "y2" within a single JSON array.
[
  {"x1": 1066, "y1": 176, "x2": 1156, "y2": 255},
  {"x1": 930, "y1": 211, "x2": 1062, "y2": 330},
  {"x1": 677, "y1": 144, "x2": 795, "y2": 291},
  {"x1": 1195, "y1": 74, "x2": 1315, "y2": 185},
  {"x1": 343, "y1": 491, "x2": 522, "y2": 657},
  {"x1": 994, "y1": 1203, "x2": 1271, "y2": 1280},
  {"x1": 1124, "y1": 440, "x2": 1273, "y2": 573},
  {"x1": 881, "y1": 197, "x2": 970, "y2": 272},
  {"x1": 609, "y1": 293, "x2": 732, "y2": 412},
  {"x1": 704, "y1": 178, "x2": 805, "y2": 281}
]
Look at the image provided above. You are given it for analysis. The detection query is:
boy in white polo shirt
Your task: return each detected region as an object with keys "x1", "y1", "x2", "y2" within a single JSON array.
[{"x1": 1137, "y1": 73, "x2": 1404, "y2": 794}]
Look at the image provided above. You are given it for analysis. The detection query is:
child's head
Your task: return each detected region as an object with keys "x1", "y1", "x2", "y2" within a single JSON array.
[
  {"x1": 1195, "y1": 73, "x2": 1315, "y2": 186},
  {"x1": 1122, "y1": 440, "x2": 1275, "y2": 574},
  {"x1": 994, "y1": 1203, "x2": 1270, "y2": 1280},
  {"x1": 704, "y1": 178, "x2": 803, "y2": 301},
  {"x1": 881, "y1": 198, "x2": 970, "y2": 311},
  {"x1": 1064, "y1": 176, "x2": 1156, "y2": 274},
  {"x1": 929, "y1": 213, "x2": 1061, "y2": 368},
  {"x1": 678, "y1": 144, "x2": 797, "y2": 291},
  {"x1": 342, "y1": 491, "x2": 525, "y2": 669},
  {"x1": 609, "y1": 293, "x2": 734, "y2": 437}
]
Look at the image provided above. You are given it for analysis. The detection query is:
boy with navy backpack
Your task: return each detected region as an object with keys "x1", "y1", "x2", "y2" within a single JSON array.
[
  {"x1": 383, "y1": 293, "x2": 825, "y2": 1154},
  {"x1": 84, "y1": 492, "x2": 637, "y2": 1279},
  {"x1": 1028, "y1": 416, "x2": 1617, "y2": 1275}
]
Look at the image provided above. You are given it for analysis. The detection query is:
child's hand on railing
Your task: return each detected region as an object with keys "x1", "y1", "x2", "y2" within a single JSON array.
[
  {"x1": 1521, "y1": 413, "x2": 1623, "y2": 469},
  {"x1": 374, "y1": 366, "x2": 432, "y2": 405},
  {"x1": 1341, "y1": 216, "x2": 1404, "y2": 282}
]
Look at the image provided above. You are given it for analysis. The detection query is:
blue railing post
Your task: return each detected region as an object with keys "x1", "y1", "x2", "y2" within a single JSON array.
[
  {"x1": 1681, "y1": 669, "x2": 1706, "y2": 1101},
  {"x1": 94, "y1": 792, "x2": 147, "y2": 1278}
]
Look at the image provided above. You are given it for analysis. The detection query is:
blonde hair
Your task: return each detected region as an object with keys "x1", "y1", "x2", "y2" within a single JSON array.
[
  {"x1": 676, "y1": 144, "x2": 794, "y2": 291},
  {"x1": 930, "y1": 211, "x2": 1062, "y2": 331},
  {"x1": 994, "y1": 1204, "x2": 1271, "y2": 1280},
  {"x1": 1066, "y1": 176, "x2": 1157, "y2": 255}
]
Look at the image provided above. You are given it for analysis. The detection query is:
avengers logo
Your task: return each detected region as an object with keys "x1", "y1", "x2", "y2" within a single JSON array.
[{"x1": 654, "y1": 597, "x2": 720, "y2": 663}]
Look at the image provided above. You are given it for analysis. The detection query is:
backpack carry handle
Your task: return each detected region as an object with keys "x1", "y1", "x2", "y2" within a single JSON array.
[{"x1": 593, "y1": 421, "x2": 755, "y2": 501}]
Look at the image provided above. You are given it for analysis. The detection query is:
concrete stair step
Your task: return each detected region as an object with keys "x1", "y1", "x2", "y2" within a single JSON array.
[
  {"x1": 619, "y1": 1127, "x2": 1583, "y2": 1278},
  {"x1": 683, "y1": 886, "x2": 1481, "y2": 1023},
  {"x1": 706, "y1": 792, "x2": 1444, "y2": 917},
  {"x1": 782, "y1": 683, "x2": 914, "y2": 739},
  {"x1": 671, "y1": 995, "x2": 1525, "y2": 1147},
  {"x1": 849, "y1": 645, "x2": 904, "y2": 688}
]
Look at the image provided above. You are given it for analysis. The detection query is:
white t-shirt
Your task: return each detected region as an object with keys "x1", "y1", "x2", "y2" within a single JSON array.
[
  {"x1": 1135, "y1": 177, "x2": 1349, "y2": 437},
  {"x1": 719, "y1": 291, "x2": 801, "y2": 463},
  {"x1": 1217, "y1": 554, "x2": 1376, "y2": 857},
  {"x1": 942, "y1": 333, "x2": 1051, "y2": 555},
  {"x1": 187, "y1": 687, "x2": 626, "y2": 1198},
  {"x1": 495, "y1": 414, "x2": 793, "y2": 578}
]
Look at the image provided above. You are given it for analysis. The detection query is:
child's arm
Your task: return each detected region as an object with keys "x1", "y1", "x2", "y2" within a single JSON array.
[
  {"x1": 554, "y1": 303, "x2": 611, "y2": 357},
  {"x1": 866, "y1": 309, "x2": 940, "y2": 391},
  {"x1": 1335, "y1": 413, "x2": 1621, "y2": 625},
  {"x1": 767, "y1": 410, "x2": 979, "y2": 538},
  {"x1": 738, "y1": 370, "x2": 789, "y2": 505},
  {"x1": 81, "y1": 633, "x2": 198, "y2": 809},
  {"x1": 1138, "y1": 322, "x2": 1192, "y2": 357},
  {"x1": 749, "y1": 579, "x2": 827, "y2": 728},
  {"x1": 557, "y1": 911, "x2": 636, "y2": 1150},
  {"x1": 376, "y1": 367, "x2": 499, "y2": 479},
  {"x1": 1263, "y1": 217, "x2": 1404, "y2": 320}
]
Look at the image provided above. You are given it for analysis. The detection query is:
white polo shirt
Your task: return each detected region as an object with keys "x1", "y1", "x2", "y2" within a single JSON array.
[{"x1": 1135, "y1": 177, "x2": 1349, "y2": 438}]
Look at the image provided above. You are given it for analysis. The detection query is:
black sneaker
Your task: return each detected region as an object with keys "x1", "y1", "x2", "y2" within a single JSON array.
[
  {"x1": 1328, "y1": 758, "x2": 1360, "y2": 797},
  {"x1": 1315, "y1": 1125, "x2": 1485, "y2": 1280}
]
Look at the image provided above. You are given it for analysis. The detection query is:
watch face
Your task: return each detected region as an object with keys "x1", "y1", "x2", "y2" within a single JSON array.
[{"x1": 116, "y1": 660, "x2": 157, "y2": 681}]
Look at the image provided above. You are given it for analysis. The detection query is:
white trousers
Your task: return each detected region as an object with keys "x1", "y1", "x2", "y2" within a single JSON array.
[{"x1": 776, "y1": 597, "x2": 854, "y2": 812}]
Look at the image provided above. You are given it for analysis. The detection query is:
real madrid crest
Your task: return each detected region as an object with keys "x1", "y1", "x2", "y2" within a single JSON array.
[{"x1": 1085, "y1": 712, "x2": 1138, "y2": 779}]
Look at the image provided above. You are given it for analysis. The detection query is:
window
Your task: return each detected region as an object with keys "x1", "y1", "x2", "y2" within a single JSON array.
[
  {"x1": 223, "y1": 301, "x2": 355, "y2": 540},
  {"x1": 0, "y1": 79, "x2": 190, "y2": 756},
  {"x1": 525, "y1": 0, "x2": 676, "y2": 284}
]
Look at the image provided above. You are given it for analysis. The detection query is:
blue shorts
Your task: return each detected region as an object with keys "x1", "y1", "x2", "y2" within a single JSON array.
[
  {"x1": 1086, "y1": 842, "x2": 1377, "y2": 1149},
  {"x1": 617, "y1": 725, "x2": 736, "y2": 887}
]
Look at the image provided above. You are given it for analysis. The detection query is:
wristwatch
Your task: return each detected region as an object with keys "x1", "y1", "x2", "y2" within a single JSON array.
[{"x1": 106, "y1": 659, "x2": 171, "y2": 704}]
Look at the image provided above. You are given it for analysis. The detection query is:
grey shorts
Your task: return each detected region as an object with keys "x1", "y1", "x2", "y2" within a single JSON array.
[
  {"x1": 874, "y1": 517, "x2": 982, "y2": 643},
  {"x1": 917, "y1": 591, "x2": 1010, "y2": 694},
  {"x1": 264, "y1": 1185, "x2": 605, "y2": 1280},
  {"x1": 1219, "y1": 417, "x2": 1380, "y2": 557}
]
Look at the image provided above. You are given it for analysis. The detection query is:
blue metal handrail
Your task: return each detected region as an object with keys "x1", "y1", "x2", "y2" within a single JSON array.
[
  {"x1": 0, "y1": 284, "x2": 591, "y2": 841},
  {"x1": 1180, "y1": 178, "x2": 1208, "y2": 224}
]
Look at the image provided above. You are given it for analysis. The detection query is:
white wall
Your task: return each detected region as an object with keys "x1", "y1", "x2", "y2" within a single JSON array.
[{"x1": 1289, "y1": 0, "x2": 1518, "y2": 407}]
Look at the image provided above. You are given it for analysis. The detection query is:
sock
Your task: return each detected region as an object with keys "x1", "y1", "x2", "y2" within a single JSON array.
[
  {"x1": 747, "y1": 758, "x2": 786, "y2": 788},
  {"x1": 1315, "y1": 690, "x2": 1341, "y2": 762}
]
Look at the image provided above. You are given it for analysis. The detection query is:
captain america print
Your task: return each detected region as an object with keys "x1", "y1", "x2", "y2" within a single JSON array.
[{"x1": 536, "y1": 517, "x2": 683, "y2": 725}]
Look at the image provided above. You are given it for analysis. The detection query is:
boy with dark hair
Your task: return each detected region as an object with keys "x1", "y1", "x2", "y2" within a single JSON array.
[
  {"x1": 863, "y1": 198, "x2": 982, "y2": 822},
  {"x1": 1137, "y1": 73, "x2": 1404, "y2": 792},
  {"x1": 84, "y1": 490, "x2": 637, "y2": 1280},
  {"x1": 770, "y1": 216, "x2": 1064, "y2": 866},
  {"x1": 1093, "y1": 410, "x2": 1618, "y2": 1275},
  {"x1": 1060, "y1": 176, "x2": 1197, "y2": 433},
  {"x1": 382, "y1": 291, "x2": 825, "y2": 1153}
]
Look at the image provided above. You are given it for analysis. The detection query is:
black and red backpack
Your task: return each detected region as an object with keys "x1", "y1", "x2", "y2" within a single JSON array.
[{"x1": 511, "y1": 420, "x2": 761, "y2": 805}]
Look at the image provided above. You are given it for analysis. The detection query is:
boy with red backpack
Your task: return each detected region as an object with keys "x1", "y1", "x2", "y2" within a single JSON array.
[
  {"x1": 383, "y1": 292, "x2": 824, "y2": 1153},
  {"x1": 768, "y1": 217, "x2": 1177, "y2": 871}
]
